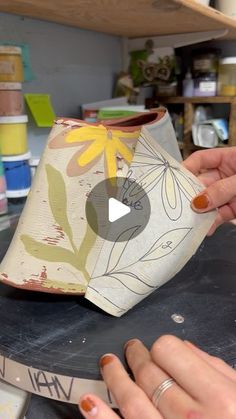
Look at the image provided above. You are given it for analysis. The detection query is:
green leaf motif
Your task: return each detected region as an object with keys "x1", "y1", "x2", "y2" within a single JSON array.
[
  {"x1": 79, "y1": 202, "x2": 98, "y2": 268},
  {"x1": 45, "y1": 164, "x2": 73, "y2": 244},
  {"x1": 21, "y1": 235, "x2": 81, "y2": 270}
]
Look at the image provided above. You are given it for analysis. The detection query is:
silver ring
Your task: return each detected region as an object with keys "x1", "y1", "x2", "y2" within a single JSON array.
[{"x1": 152, "y1": 378, "x2": 175, "y2": 408}]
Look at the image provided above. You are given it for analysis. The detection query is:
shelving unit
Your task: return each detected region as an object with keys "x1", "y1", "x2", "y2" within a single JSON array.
[
  {"x1": 1, "y1": 0, "x2": 236, "y2": 159},
  {"x1": 1, "y1": 0, "x2": 236, "y2": 39},
  {"x1": 154, "y1": 96, "x2": 236, "y2": 158}
]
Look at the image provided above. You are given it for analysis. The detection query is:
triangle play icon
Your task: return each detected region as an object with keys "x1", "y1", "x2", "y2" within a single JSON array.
[{"x1": 108, "y1": 198, "x2": 131, "y2": 223}]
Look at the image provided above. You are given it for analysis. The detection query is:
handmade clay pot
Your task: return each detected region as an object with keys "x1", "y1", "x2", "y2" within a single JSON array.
[
  {"x1": 0, "y1": 110, "x2": 216, "y2": 320},
  {"x1": 0, "y1": 109, "x2": 179, "y2": 294},
  {"x1": 104, "y1": 110, "x2": 182, "y2": 162}
]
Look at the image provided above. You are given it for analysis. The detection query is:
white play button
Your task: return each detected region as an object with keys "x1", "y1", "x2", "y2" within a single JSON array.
[
  {"x1": 108, "y1": 197, "x2": 131, "y2": 223},
  {"x1": 86, "y1": 177, "x2": 151, "y2": 242}
]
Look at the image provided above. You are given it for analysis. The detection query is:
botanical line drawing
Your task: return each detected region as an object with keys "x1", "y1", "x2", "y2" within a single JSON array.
[
  {"x1": 89, "y1": 226, "x2": 192, "y2": 311},
  {"x1": 127, "y1": 133, "x2": 202, "y2": 221}
]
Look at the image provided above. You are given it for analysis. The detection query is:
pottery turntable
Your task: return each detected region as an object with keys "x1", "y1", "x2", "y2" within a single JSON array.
[
  {"x1": 0, "y1": 213, "x2": 236, "y2": 407},
  {"x1": 0, "y1": 115, "x2": 236, "y2": 409}
]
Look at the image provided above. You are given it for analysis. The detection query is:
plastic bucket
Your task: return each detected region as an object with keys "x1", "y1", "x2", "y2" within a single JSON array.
[
  {"x1": 2, "y1": 152, "x2": 32, "y2": 197},
  {"x1": 0, "y1": 46, "x2": 23, "y2": 83},
  {"x1": 0, "y1": 115, "x2": 28, "y2": 155},
  {"x1": 0, "y1": 82, "x2": 23, "y2": 116}
]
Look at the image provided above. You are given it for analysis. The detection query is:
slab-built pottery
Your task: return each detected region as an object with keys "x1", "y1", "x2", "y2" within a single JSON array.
[{"x1": 0, "y1": 110, "x2": 216, "y2": 316}]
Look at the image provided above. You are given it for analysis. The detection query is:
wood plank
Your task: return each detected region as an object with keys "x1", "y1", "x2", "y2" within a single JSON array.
[
  {"x1": 182, "y1": 102, "x2": 194, "y2": 159},
  {"x1": 1, "y1": 0, "x2": 236, "y2": 38},
  {"x1": 190, "y1": 143, "x2": 229, "y2": 150},
  {"x1": 157, "y1": 97, "x2": 235, "y2": 104}
]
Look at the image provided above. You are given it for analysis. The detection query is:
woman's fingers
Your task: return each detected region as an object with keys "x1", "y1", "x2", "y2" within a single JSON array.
[
  {"x1": 183, "y1": 148, "x2": 236, "y2": 227},
  {"x1": 100, "y1": 353, "x2": 161, "y2": 419},
  {"x1": 183, "y1": 148, "x2": 226, "y2": 175},
  {"x1": 198, "y1": 169, "x2": 221, "y2": 187},
  {"x1": 79, "y1": 337, "x2": 236, "y2": 419},
  {"x1": 191, "y1": 175, "x2": 236, "y2": 214},
  {"x1": 183, "y1": 147, "x2": 233, "y2": 176},
  {"x1": 125, "y1": 339, "x2": 200, "y2": 419},
  {"x1": 206, "y1": 214, "x2": 221, "y2": 236},
  {"x1": 185, "y1": 341, "x2": 236, "y2": 383},
  {"x1": 150, "y1": 335, "x2": 234, "y2": 403},
  {"x1": 79, "y1": 394, "x2": 119, "y2": 418},
  {"x1": 206, "y1": 205, "x2": 235, "y2": 235},
  {"x1": 125, "y1": 339, "x2": 163, "y2": 394}
]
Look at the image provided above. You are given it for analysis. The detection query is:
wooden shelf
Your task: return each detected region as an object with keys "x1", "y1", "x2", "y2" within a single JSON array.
[
  {"x1": 157, "y1": 96, "x2": 236, "y2": 104},
  {"x1": 176, "y1": 141, "x2": 228, "y2": 152},
  {"x1": 1, "y1": 0, "x2": 236, "y2": 39},
  {"x1": 151, "y1": 95, "x2": 236, "y2": 158},
  {"x1": 190, "y1": 143, "x2": 228, "y2": 150}
]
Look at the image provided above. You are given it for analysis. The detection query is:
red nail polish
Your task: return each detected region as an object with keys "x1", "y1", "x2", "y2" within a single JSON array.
[
  {"x1": 99, "y1": 354, "x2": 114, "y2": 368},
  {"x1": 80, "y1": 397, "x2": 97, "y2": 416},
  {"x1": 192, "y1": 194, "x2": 209, "y2": 210}
]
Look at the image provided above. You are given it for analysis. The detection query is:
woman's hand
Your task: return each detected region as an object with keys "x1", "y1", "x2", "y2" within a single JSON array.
[
  {"x1": 78, "y1": 335, "x2": 236, "y2": 418},
  {"x1": 183, "y1": 147, "x2": 236, "y2": 234}
]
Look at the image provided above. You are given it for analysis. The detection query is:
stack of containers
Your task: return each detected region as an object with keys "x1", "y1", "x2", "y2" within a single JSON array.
[{"x1": 0, "y1": 46, "x2": 32, "y2": 204}]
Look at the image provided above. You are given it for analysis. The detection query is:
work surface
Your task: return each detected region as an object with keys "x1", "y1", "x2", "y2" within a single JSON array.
[{"x1": 0, "y1": 211, "x2": 236, "y2": 403}]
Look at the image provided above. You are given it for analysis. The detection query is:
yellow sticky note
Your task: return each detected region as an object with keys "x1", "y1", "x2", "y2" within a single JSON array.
[{"x1": 24, "y1": 94, "x2": 56, "y2": 127}]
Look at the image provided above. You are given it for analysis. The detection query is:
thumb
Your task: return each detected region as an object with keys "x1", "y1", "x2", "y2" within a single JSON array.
[{"x1": 191, "y1": 174, "x2": 236, "y2": 212}]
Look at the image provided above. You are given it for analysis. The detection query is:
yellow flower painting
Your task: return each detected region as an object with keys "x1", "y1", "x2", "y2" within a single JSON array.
[{"x1": 49, "y1": 124, "x2": 140, "y2": 178}]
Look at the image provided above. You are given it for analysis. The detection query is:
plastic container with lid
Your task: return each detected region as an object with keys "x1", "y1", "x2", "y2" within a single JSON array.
[
  {"x1": 0, "y1": 82, "x2": 23, "y2": 116},
  {"x1": 0, "y1": 115, "x2": 28, "y2": 155},
  {"x1": 218, "y1": 57, "x2": 236, "y2": 96},
  {"x1": 2, "y1": 152, "x2": 32, "y2": 198},
  {"x1": 0, "y1": 46, "x2": 23, "y2": 82}
]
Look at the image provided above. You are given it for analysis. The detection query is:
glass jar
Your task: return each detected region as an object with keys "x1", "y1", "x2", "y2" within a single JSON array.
[
  {"x1": 218, "y1": 57, "x2": 236, "y2": 96},
  {"x1": 192, "y1": 49, "x2": 219, "y2": 79},
  {"x1": 194, "y1": 74, "x2": 217, "y2": 97}
]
